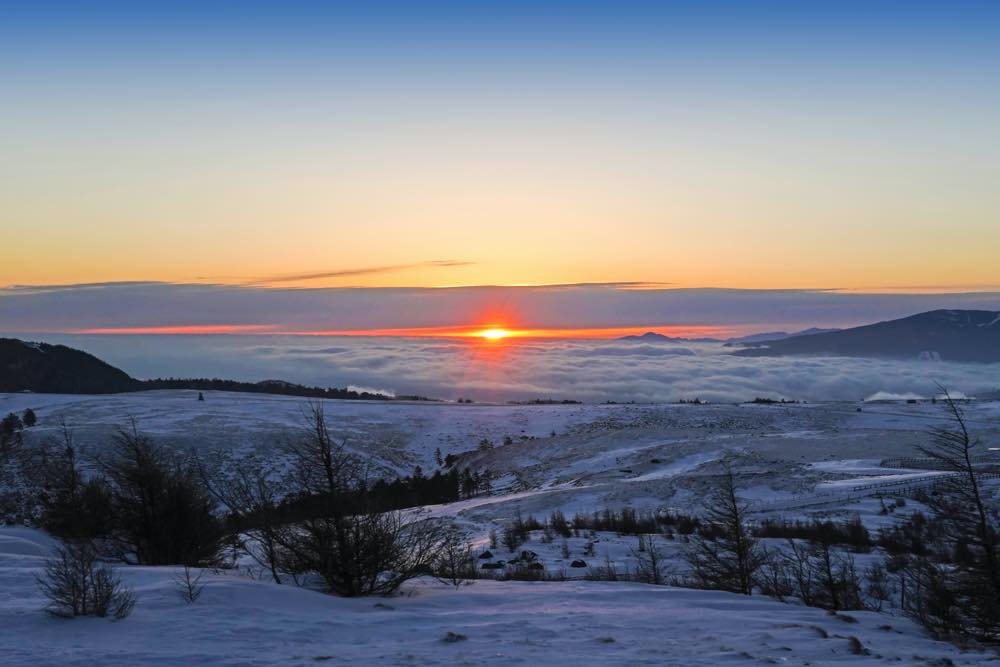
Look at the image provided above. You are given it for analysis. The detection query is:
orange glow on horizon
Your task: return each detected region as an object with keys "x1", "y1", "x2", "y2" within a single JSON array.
[
  {"x1": 284, "y1": 324, "x2": 736, "y2": 339},
  {"x1": 72, "y1": 324, "x2": 279, "y2": 335},
  {"x1": 476, "y1": 327, "x2": 513, "y2": 340},
  {"x1": 65, "y1": 323, "x2": 737, "y2": 339}
]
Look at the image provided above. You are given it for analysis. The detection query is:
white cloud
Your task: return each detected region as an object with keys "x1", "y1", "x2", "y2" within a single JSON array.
[{"x1": 22, "y1": 334, "x2": 1000, "y2": 404}]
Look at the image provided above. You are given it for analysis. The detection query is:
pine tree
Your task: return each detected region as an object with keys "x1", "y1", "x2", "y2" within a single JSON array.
[{"x1": 685, "y1": 468, "x2": 763, "y2": 595}]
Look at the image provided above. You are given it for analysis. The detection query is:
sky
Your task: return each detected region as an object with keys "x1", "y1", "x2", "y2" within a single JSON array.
[
  {"x1": 3, "y1": 282, "x2": 1000, "y2": 338},
  {"x1": 2, "y1": 1, "x2": 999, "y2": 302}
]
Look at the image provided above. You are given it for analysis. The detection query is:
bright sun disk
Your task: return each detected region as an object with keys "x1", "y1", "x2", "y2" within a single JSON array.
[{"x1": 477, "y1": 328, "x2": 512, "y2": 340}]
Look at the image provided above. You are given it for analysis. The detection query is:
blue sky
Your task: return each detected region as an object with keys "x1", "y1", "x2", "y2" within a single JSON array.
[{"x1": 2, "y1": 1, "x2": 998, "y2": 294}]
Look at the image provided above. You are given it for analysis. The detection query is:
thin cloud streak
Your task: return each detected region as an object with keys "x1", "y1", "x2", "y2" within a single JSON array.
[
  {"x1": 242, "y1": 260, "x2": 475, "y2": 286},
  {"x1": 73, "y1": 324, "x2": 278, "y2": 335}
]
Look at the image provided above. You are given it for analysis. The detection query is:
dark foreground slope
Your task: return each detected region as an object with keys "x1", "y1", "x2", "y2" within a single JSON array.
[
  {"x1": 0, "y1": 338, "x2": 139, "y2": 393},
  {"x1": 734, "y1": 310, "x2": 1000, "y2": 362}
]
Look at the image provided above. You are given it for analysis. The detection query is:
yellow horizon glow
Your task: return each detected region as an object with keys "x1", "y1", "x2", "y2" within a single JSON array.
[
  {"x1": 476, "y1": 327, "x2": 512, "y2": 340},
  {"x1": 62, "y1": 323, "x2": 740, "y2": 339},
  {"x1": 4, "y1": 4, "x2": 999, "y2": 294}
]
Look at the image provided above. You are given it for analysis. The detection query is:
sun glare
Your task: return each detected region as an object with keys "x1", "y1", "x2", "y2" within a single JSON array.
[{"x1": 477, "y1": 327, "x2": 512, "y2": 341}]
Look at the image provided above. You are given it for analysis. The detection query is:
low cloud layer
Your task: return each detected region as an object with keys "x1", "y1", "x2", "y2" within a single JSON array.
[
  {"x1": 23, "y1": 334, "x2": 1000, "y2": 404},
  {"x1": 3, "y1": 281, "x2": 1000, "y2": 334}
]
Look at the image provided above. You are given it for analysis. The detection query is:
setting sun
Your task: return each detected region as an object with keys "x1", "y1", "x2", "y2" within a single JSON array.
[{"x1": 477, "y1": 327, "x2": 512, "y2": 341}]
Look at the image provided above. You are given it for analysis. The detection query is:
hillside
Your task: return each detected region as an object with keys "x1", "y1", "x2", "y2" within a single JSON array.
[
  {"x1": 3, "y1": 392, "x2": 1000, "y2": 664},
  {"x1": 735, "y1": 309, "x2": 1000, "y2": 362},
  {"x1": 0, "y1": 338, "x2": 139, "y2": 393},
  {"x1": 0, "y1": 338, "x2": 404, "y2": 399},
  {"x1": 723, "y1": 327, "x2": 841, "y2": 346}
]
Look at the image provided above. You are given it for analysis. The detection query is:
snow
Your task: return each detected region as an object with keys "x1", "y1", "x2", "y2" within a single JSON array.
[
  {"x1": 0, "y1": 390, "x2": 608, "y2": 475},
  {"x1": 6, "y1": 390, "x2": 999, "y2": 522},
  {"x1": 1, "y1": 527, "x2": 991, "y2": 666},
  {"x1": 3, "y1": 392, "x2": 1000, "y2": 663},
  {"x1": 814, "y1": 471, "x2": 951, "y2": 491},
  {"x1": 626, "y1": 450, "x2": 722, "y2": 481}
]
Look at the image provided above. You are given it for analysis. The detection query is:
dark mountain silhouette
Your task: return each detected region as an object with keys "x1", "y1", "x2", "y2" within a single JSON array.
[
  {"x1": 619, "y1": 328, "x2": 841, "y2": 345},
  {"x1": 0, "y1": 338, "x2": 416, "y2": 399},
  {"x1": 723, "y1": 327, "x2": 841, "y2": 347},
  {"x1": 733, "y1": 310, "x2": 1000, "y2": 362},
  {"x1": 0, "y1": 338, "x2": 139, "y2": 393},
  {"x1": 618, "y1": 332, "x2": 719, "y2": 343}
]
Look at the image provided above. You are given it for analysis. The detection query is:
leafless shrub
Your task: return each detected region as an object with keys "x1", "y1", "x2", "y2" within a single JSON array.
[
  {"x1": 36, "y1": 540, "x2": 135, "y2": 619},
  {"x1": 271, "y1": 405, "x2": 457, "y2": 596},
  {"x1": 433, "y1": 528, "x2": 476, "y2": 587},
  {"x1": 201, "y1": 454, "x2": 285, "y2": 583},
  {"x1": 586, "y1": 554, "x2": 623, "y2": 582},
  {"x1": 760, "y1": 539, "x2": 863, "y2": 610},
  {"x1": 175, "y1": 565, "x2": 206, "y2": 603},
  {"x1": 863, "y1": 562, "x2": 894, "y2": 612},
  {"x1": 631, "y1": 535, "x2": 667, "y2": 585}
]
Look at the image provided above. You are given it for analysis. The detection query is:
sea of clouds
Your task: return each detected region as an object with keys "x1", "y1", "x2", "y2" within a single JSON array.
[{"x1": 24, "y1": 334, "x2": 1000, "y2": 404}]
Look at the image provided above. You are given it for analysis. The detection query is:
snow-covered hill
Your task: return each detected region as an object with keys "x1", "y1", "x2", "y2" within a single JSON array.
[
  {"x1": 4, "y1": 391, "x2": 1000, "y2": 664},
  {"x1": 0, "y1": 527, "x2": 989, "y2": 666}
]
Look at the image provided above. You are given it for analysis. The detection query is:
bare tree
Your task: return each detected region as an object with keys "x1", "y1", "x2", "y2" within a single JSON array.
[
  {"x1": 0, "y1": 412, "x2": 24, "y2": 459},
  {"x1": 174, "y1": 565, "x2": 205, "y2": 603},
  {"x1": 757, "y1": 545, "x2": 794, "y2": 601},
  {"x1": 808, "y1": 540, "x2": 862, "y2": 610},
  {"x1": 759, "y1": 538, "x2": 862, "y2": 610},
  {"x1": 201, "y1": 454, "x2": 286, "y2": 583},
  {"x1": 501, "y1": 524, "x2": 525, "y2": 553},
  {"x1": 863, "y1": 562, "x2": 894, "y2": 612},
  {"x1": 896, "y1": 556, "x2": 964, "y2": 639},
  {"x1": 272, "y1": 405, "x2": 456, "y2": 596},
  {"x1": 631, "y1": 535, "x2": 666, "y2": 585},
  {"x1": 38, "y1": 422, "x2": 114, "y2": 542},
  {"x1": 685, "y1": 469, "x2": 763, "y2": 594},
  {"x1": 36, "y1": 540, "x2": 135, "y2": 619},
  {"x1": 912, "y1": 388, "x2": 1000, "y2": 641},
  {"x1": 100, "y1": 421, "x2": 224, "y2": 566},
  {"x1": 433, "y1": 527, "x2": 476, "y2": 587}
]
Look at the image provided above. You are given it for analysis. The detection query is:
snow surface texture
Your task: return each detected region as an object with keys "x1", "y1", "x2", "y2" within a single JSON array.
[
  {"x1": 0, "y1": 528, "x2": 991, "y2": 666},
  {"x1": 5, "y1": 391, "x2": 1000, "y2": 517},
  {"x1": 4, "y1": 392, "x2": 1000, "y2": 664}
]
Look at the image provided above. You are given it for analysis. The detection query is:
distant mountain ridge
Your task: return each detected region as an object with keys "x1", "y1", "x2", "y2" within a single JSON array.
[
  {"x1": 733, "y1": 310, "x2": 1000, "y2": 362},
  {"x1": 618, "y1": 327, "x2": 841, "y2": 345},
  {"x1": 617, "y1": 332, "x2": 717, "y2": 343}
]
